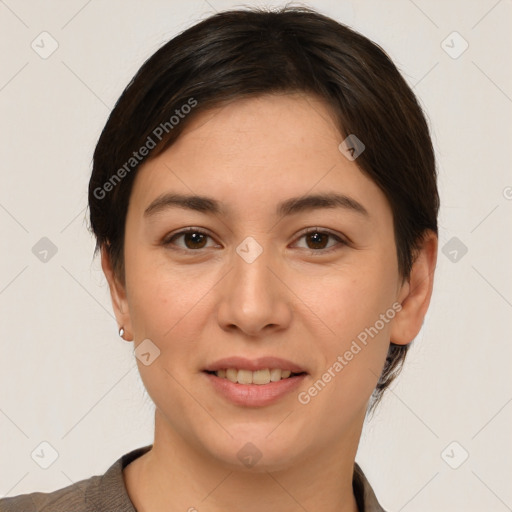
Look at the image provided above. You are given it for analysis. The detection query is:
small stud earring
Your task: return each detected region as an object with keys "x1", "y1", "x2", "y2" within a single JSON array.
[{"x1": 119, "y1": 327, "x2": 125, "y2": 338}]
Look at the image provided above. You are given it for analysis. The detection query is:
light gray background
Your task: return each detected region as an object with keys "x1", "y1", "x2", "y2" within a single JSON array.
[{"x1": 1, "y1": 0, "x2": 511, "y2": 510}]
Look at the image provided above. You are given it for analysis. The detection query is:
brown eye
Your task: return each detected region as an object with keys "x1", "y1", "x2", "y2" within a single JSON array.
[
  {"x1": 164, "y1": 229, "x2": 215, "y2": 250},
  {"x1": 294, "y1": 229, "x2": 346, "y2": 254},
  {"x1": 181, "y1": 232, "x2": 208, "y2": 249},
  {"x1": 305, "y1": 231, "x2": 330, "y2": 250}
]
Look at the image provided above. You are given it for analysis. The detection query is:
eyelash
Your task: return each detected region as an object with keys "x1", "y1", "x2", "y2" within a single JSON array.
[{"x1": 162, "y1": 227, "x2": 348, "y2": 255}]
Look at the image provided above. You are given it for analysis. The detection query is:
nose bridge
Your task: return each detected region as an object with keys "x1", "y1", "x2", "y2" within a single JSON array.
[
  {"x1": 235, "y1": 238, "x2": 273, "y2": 298},
  {"x1": 233, "y1": 235, "x2": 276, "y2": 311},
  {"x1": 217, "y1": 235, "x2": 291, "y2": 335}
]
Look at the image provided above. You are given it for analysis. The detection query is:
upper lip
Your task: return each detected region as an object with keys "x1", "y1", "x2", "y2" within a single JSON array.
[{"x1": 204, "y1": 356, "x2": 307, "y2": 373}]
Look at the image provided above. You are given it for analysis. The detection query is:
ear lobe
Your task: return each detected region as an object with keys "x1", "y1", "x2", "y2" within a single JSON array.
[
  {"x1": 390, "y1": 231, "x2": 438, "y2": 346},
  {"x1": 101, "y1": 245, "x2": 132, "y2": 341}
]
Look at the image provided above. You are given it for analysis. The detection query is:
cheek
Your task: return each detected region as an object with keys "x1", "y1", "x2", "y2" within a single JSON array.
[
  {"x1": 294, "y1": 261, "x2": 397, "y2": 407},
  {"x1": 124, "y1": 243, "x2": 215, "y2": 339},
  {"x1": 295, "y1": 259, "x2": 397, "y2": 346},
  {"x1": 128, "y1": 276, "x2": 213, "y2": 354},
  {"x1": 123, "y1": 254, "x2": 215, "y2": 420}
]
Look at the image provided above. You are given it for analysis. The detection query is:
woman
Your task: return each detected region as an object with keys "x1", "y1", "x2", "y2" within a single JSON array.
[{"x1": 0, "y1": 6, "x2": 438, "y2": 512}]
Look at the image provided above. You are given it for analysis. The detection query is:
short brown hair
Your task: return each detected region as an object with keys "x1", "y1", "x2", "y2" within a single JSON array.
[{"x1": 88, "y1": 6, "x2": 439, "y2": 410}]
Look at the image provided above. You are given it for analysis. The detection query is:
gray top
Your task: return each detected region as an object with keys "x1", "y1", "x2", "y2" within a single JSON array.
[{"x1": 0, "y1": 445, "x2": 387, "y2": 511}]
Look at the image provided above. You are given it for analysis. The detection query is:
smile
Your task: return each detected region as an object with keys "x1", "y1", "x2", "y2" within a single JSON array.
[
  {"x1": 207, "y1": 368, "x2": 305, "y2": 385},
  {"x1": 203, "y1": 370, "x2": 307, "y2": 407}
]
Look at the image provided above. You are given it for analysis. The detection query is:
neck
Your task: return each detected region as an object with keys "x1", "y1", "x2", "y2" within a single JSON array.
[{"x1": 124, "y1": 409, "x2": 362, "y2": 512}]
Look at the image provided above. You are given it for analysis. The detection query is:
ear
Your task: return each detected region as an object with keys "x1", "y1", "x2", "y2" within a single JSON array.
[
  {"x1": 390, "y1": 230, "x2": 438, "y2": 345},
  {"x1": 101, "y1": 245, "x2": 133, "y2": 342}
]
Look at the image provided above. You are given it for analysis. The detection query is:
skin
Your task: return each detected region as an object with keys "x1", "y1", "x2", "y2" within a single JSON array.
[{"x1": 102, "y1": 93, "x2": 437, "y2": 512}]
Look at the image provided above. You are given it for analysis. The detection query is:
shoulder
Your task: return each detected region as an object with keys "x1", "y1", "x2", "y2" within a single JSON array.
[
  {"x1": 353, "y1": 463, "x2": 388, "y2": 512},
  {"x1": 0, "y1": 475, "x2": 100, "y2": 512},
  {"x1": 0, "y1": 445, "x2": 152, "y2": 512}
]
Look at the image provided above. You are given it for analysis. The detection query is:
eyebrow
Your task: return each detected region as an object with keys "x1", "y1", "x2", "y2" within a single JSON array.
[{"x1": 143, "y1": 192, "x2": 369, "y2": 219}]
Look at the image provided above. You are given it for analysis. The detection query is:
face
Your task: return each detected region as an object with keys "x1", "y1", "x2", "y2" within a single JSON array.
[{"x1": 107, "y1": 93, "x2": 417, "y2": 471}]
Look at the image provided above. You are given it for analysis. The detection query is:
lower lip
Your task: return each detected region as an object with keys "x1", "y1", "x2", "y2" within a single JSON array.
[{"x1": 203, "y1": 372, "x2": 307, "y2": 407}]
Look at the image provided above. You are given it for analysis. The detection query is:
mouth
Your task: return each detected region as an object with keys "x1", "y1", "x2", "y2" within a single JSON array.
[
  {"x1": 203, "y1": 355, "x2": 308, "y2": 383},
  {"x1": 204, "y1": 368, "x2": 307, "y2": 385},
  {"x1": 202, "y1": 356, "x2": 308, "y2": 407}
]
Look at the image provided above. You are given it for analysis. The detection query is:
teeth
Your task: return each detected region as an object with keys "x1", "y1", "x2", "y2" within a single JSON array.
[
  {"x1": 237, "y1": 369, "x2": 253, "y2": 384},
  {"x1": 214, "y1": 368, "x2": 296, "y2": 384},
  {"x1": 270, "y1": 368, "x2": 283, "y2": 382},
  {"x1": 253, "y1": 369, "x2": 270, "y2": 384},
  {"x1": 226, "y1": 368, "x2": 238, "y2": 383}
]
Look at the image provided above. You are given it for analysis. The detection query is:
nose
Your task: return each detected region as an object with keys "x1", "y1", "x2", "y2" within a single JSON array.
[{"x1": 216, "y1": 242, "x2": 293, "y2": 337}]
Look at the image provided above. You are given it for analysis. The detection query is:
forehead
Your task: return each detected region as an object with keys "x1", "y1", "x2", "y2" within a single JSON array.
[
  {"x1": 129, "y1": 93, "x2": 391, "y2": 223},
  {"x1": 172, "y1": 93, "x2": 341, "y2": 160}
]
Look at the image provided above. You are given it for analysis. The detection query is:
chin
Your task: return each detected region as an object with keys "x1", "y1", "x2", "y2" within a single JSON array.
[{"x1": 200, "y1": 426, "x2": 307, "y2": 473}]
